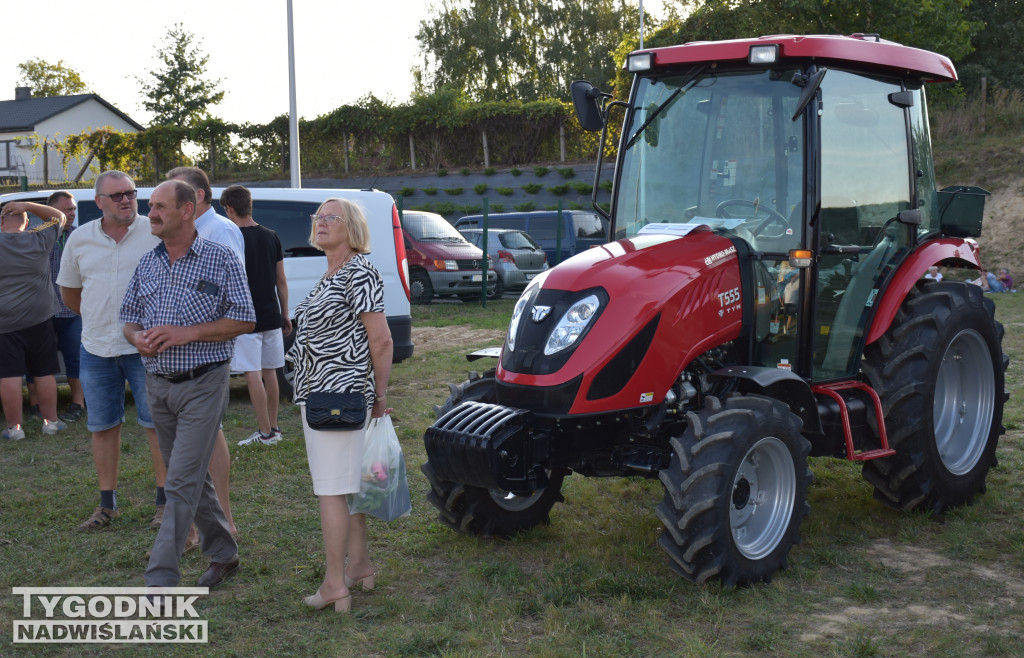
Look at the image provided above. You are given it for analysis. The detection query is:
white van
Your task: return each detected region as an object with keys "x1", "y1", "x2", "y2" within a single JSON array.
[{"x1": 1, "y1": 187, "x2": 414, "y2": 394}]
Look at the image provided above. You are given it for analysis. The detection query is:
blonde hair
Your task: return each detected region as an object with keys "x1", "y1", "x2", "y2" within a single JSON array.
[{"x1": 308, "y1": 198, "x2": 372, "y2": 253}]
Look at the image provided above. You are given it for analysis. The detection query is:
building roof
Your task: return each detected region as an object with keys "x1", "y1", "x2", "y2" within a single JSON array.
[{"x1": 0, "y1": 93, "x2": 144, "y2": 133}]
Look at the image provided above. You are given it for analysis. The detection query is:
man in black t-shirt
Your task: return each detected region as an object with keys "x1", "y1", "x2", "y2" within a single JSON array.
[{"x1": 220, "y1": 186, "x2": 292, "y2": 446}]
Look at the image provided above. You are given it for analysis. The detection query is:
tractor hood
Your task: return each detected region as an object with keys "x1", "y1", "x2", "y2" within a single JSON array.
[{"x1": 496, "y1": 226, "x2": 744, "y2": 416}]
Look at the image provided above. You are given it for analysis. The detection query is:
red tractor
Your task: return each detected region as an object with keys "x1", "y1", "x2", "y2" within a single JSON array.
[{"x1": 422, "y1": 34, "x2": 1007, "y2": 586}]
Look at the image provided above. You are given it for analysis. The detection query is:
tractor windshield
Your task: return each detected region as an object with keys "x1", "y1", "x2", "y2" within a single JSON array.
[{"x1": 615, "y1": 69, "x2": 805, "y2": 254}]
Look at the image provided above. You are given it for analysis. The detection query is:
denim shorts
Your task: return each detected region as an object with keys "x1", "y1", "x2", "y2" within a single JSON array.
[
  {"x1": 79, "y1": 348, "x2": 155, "y2": 432},
  {"x1": 53, "y1": 316, "x2": 83, "y2": 379}
]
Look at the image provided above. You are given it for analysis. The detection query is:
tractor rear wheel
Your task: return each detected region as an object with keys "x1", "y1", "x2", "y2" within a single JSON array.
[
  {"x1": 656, "y1": 394, "x2": 812, "y2": 587},
  {"x1": 422, "y1": 369, "x2": 566, "y2": 537},
  {"x1": 862, "y1": 280, "x2": 1006, "y2": 514}
]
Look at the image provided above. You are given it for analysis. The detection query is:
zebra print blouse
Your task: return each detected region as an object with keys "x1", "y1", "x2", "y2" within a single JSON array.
[{"x1": 287, "y1": 254, "x2": 385, "y2": 404}]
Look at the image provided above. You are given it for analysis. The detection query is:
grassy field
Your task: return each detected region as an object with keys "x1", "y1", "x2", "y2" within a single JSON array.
[{"x1": 2, "y1": 293, "x2": 1023, "y2": 657}]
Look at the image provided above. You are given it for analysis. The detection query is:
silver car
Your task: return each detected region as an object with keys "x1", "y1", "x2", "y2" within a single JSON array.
[{"x1": 459, "y1": 228, "x2": 548, "y2": 299}]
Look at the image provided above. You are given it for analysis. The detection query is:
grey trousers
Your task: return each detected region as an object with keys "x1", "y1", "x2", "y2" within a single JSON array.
[{"x1": 144, "y1": 364, "x2": 237, "y2": 587}]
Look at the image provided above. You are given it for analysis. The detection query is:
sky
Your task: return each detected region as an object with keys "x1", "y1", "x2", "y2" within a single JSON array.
[{"x1": 3, "y1": 0, "x2": 671, "y2": 128}]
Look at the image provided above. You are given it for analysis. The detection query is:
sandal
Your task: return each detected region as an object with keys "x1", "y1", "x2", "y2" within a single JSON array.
[{"x1": 77, "y1": 507, "x2": 119, "y2": 532}]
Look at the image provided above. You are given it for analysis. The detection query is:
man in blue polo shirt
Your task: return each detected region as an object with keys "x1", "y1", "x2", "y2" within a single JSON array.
[{"x1": 121, "y1": 180, "x2": 255, "y2": 589}]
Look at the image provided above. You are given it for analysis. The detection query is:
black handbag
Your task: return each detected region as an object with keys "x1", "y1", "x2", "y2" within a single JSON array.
[
  {"x1": 303, "y1": 325, "x2": 370, "y2": 431},
  {"x1": 305, "y1": 391, "x2": 366, "y2": 430}
]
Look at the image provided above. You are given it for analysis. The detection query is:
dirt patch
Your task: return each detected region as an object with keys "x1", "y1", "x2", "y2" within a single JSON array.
[
  {"x1": 412, "y1": 325, "x2": 505, "y2": 354},
  {"x1": 798, "y1": 538, "x2": 1024, "y2": 644},
  {"x1": 974, "y1": 182, "x2": 1024, "y2": 277}
]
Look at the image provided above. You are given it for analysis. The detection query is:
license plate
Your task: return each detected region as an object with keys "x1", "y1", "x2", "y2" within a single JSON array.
[
  {"x1": 471, "y1": 274, "x2": 482, "y2": 282},
  {"x1": 525, "y1": 273, "x2": 535, "y2": 279}
]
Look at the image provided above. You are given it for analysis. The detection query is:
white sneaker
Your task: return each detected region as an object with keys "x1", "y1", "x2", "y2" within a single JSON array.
[
  {"x1": 272, "y1": 427, "x2": 283, "y2": 442},
  {"x1": 3, "y1": 425, "x2": 25, "y2": 441},
  {"x1": 42, "y1": 419, "x2": 68, "y2": 435},
  {"x1": 238, "y1": 430, "x2": 278, "y2": 446}
]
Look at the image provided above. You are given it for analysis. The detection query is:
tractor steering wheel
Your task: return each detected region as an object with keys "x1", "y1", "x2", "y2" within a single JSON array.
[{"x1": 715, "y1": 199, "x2": 790, "y2": 237}]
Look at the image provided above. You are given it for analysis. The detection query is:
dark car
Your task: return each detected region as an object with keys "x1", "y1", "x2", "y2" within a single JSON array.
[
  {"x1": 459, "y1": 228, "x2": 548, "y2": 299},
  {"x1": 454, "y1": 209, "x2": 608, "y2": 266}
]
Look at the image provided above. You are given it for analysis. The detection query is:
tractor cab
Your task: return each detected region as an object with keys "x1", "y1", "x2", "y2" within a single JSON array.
[{"x1": 586, "y1": 36, "x2": 952, "y2": 382}]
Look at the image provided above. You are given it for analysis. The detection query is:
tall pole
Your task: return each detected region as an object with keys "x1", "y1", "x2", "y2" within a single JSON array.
[
  {"x1": 287, "y1": 0, "x2": 302, "y2": 188},
  {"x1": 634, "y1": 0, "x2": 643, "y2": 49}
]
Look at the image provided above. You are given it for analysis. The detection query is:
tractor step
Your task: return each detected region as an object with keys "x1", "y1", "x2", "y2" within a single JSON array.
[{"x1": 811, "y1": 381, "x2": 896, "y2": 461}]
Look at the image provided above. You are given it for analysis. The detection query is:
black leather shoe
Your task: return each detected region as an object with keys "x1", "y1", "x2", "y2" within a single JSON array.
[{"x1": 197, "y1": 558, "x2": 239, "y2": 588}]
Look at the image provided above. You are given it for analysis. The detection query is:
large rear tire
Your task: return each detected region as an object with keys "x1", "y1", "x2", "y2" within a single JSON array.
[
  {"x1": 656, "y1": 395, "x2": 812, "y2": 587},
  {"x1": 422, "y1": 369, "x2": 566, "y2": 537},
  {"x1": 862, "y1": 280, "x2": 1006, "y2": 514}
]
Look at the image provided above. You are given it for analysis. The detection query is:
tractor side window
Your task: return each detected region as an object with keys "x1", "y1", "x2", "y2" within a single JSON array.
[
  {"x1": 910, "y1": 87, "x2": 940, "y2": 238},
  {"x1": 813, "y1": 71, "x2": 913, "y2": 379}
]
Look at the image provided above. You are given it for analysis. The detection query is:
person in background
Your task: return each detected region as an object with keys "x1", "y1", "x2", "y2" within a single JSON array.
[
  {"x1": 122, "y1": 179, "x2": 255, "y2": 589},
  {"x1": 0, "y1": 201, "x2": 67, "y2": 440},
  {"x1": 220, "y1": 185, "x2": 292, "y2": 446},
  {"x1": 58, "y1": 172, "x2": 178, "y2": 535},
  {"x1": 26, "y1": 191, "x2": 86, "y2": 422},
  {"x1": 287, "y1": 198, "x2": 392, "y2": 613},
  {"x1": 924, "y1": 266, "x2": 942, "y2": 282},
  {"x1": 977, "y1": 267, "x2": 1013, "y2": 293},
  {"x1": 166, "y1": 166, "x2": 242, "y2": 535}
]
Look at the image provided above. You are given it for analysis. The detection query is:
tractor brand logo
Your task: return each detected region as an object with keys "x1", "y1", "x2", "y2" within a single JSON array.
[
  {"x1": 531, "y1": 306, "x2": 552, "y2": 322},
  {"x1": 704, "y1": 246, "x2": 736, "y2": 266}
]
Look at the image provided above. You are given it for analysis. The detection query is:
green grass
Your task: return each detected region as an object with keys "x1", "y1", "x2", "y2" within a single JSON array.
[{"x1": 2, "y1": 296, "x2": 1023, "y2": 655}]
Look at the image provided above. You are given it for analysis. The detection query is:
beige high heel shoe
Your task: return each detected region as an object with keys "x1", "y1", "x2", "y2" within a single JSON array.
[
  {"x1": 345, "y1": 571, "x2": 377, "y2": 591},
  {"x1": 303, "y1": 589, "x2": 351, "y2": 613}
]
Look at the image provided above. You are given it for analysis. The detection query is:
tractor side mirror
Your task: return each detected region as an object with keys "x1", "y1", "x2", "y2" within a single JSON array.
[{"x1": 571, "y1": 80, "x2": 605, "y2": 132}]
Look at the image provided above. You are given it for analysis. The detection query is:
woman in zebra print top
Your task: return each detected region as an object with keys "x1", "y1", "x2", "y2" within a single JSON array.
[{"x1": 287, "y1": 198, "x2": 393, "y2": 613}]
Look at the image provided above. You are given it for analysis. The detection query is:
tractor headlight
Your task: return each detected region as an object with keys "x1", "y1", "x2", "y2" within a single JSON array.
[
  {"x1": 545, "y1": 294, "x2": 600, "y2": 355},
  {"x1": 506, "y1": 293, "x2": 531, "y2": 352}
]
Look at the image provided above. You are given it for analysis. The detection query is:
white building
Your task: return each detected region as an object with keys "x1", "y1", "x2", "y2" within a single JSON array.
[{"x1": 0, "y1": 87, "x2": 143, "y2": 185}]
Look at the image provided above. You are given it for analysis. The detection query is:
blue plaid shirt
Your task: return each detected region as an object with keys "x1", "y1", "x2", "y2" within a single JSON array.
[
  {"x1": 119, "y1": 235, "x2": 255, "y2": 374},
  {"x1": 51, "y1": 227, "x2": 76, "y2": 318}
]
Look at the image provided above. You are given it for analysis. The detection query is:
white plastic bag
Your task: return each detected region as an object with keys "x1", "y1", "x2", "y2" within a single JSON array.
[{"x1": 348, "y1": 415, "x2": 411, "y2": 521}]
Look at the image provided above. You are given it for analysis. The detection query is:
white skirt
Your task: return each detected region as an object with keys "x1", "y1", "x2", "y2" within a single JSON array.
[{"x1": 299, "y1": 403, "x2": 366, "y2": 496}]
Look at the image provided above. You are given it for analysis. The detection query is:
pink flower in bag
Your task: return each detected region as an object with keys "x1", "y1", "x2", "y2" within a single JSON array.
[{"x1": 370, "y1": 461, "x2": 389, "y2": 482}]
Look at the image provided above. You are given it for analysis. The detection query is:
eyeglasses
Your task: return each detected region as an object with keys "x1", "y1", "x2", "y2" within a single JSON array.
[
  {"x1": 311, "y1": 214, "x2": 344, "y2": 225},
  {"x1": 99, "y1": 190, "x2": 138, "y2": 202}
]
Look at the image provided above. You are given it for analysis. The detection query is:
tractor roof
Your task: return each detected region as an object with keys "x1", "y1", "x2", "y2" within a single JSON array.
[{"x1": 635, "y1": 34, "x2": 956, "y2": 82}]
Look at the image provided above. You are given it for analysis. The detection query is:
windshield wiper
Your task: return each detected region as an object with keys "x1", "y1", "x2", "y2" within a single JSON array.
[{"x1": 625, "y1": 65, "x2": 705, "y2": 150}]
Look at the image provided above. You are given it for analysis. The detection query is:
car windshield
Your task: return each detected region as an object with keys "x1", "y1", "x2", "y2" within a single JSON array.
[
  {"x1": 404, "y1": 212, "x2": 466, "y2": 242},
  {"x1": 615, "y1": 68, "x2": 805, "y2": 253},
  {"x1": 499, "y1": 231, "x2": 540, "y2": 250}
]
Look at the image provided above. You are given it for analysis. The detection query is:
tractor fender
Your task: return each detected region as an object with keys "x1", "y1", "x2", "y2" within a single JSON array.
[
  {"x1": 865, "y1": 238, "x2": 981, "y2": 345},
  {"x1": 708, "y1": 365, "x2": 822, "y2": 435}
]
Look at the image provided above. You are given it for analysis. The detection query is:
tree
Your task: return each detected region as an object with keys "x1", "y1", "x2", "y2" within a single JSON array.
[
  {"x1": 138, "y1": 24, "x2": 225, "y2": 128},
  {"x1": 959, "y1": 0, "x2": 1024, "y2": 95},
  {"x1": 415, "y1": 0, "x2": 641, "y2": 102},
  {"x1": 16, "y1": 58, "x2": 89, "y2": 97}
]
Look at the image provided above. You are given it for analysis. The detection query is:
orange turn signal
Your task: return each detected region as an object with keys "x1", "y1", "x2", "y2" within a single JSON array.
[{"x1": 788, "y1": 249, "x2": 813, "y2": 268}]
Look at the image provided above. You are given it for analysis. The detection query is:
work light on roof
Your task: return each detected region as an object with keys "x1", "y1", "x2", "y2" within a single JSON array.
[
  {"x1": 748, "y1": 44, "x2": 779, "y2": 65},
  {"x1": 627, "y1": 53, "x2": 654, "y2": 72}
]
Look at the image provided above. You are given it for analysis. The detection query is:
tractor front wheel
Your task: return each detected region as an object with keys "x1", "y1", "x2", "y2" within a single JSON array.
[
  {"x1": 656, "y1": 394, "x2": 812, "y2": 587},
  {"x1": 862, "y1": 280, "x2": 1006, "y2": 514},
  {"x1": 422, "y1": 369, "x2": 566, "y2": 537}
]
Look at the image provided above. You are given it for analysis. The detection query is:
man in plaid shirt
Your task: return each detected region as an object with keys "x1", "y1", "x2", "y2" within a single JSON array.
[{"x1": 121, "y1": 180, "x2": 255, "y2": 589}]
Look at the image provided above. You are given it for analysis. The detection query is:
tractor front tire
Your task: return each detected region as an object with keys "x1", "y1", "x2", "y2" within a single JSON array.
[
  {"x1": 656, "y1": 394, "x2": 812, "y2": 587},
  {"x1": 862, "y1": 280, "x2": 1006, "y2": 514},
  {"x1": 422, "y1": 369, "x2": 566, "y2": 537}
]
